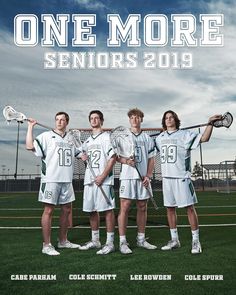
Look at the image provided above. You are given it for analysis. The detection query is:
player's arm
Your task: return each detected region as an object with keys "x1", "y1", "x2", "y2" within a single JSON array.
[
  {"x1": 95, "y1": 155, "x2": 116, "y2": 186},
  {"x1": 143, "y1": 157, "x2": 155, "y2": 187},
  {"x1": 116, "y1": 156, "x2": 135, "y2": 166},
  {"x1": 26, "y1": 118, "x2": 37, "y2": 151},
  {"x1": 200, "y1": 114, "x2": 222, "y2": 143},
  {"x1": 78, "y1": 150, "x2": 88, "y2": 161}
]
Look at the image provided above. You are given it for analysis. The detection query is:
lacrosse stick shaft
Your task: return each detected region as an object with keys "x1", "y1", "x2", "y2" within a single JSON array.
[
  {"x1": 34, "y1": 121, "x2": 53, "y2": 130},
  {"x1": 86, "y1": 158, "x2": 112, "y2": 207},
  {"x1": 181, "y1": 122, "x2": 210, "y2": 130},
  {"x1": 150, "y1": 123, "x2": 210, "y2": 136},
  {"x1": 135, "y1": 164, "x2": 159, "y2": 210}
]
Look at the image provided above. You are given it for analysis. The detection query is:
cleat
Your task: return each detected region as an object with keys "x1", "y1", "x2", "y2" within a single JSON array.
[
  {"x1": 191, "y1": 241, "x2": 202, "y2": 254},
  {"x1": 161, "y1": 239, "x2": 181, "y2": 251},
  {"x1": 137, "y1": 238, "x2": 157, "y2": 250},
  {"x1": 96, "y1": 243, "x2": 115, "y2": 255},
  {"x1": 42, "y1": 243, "x2": 60, "y2": 256},
  {"x1": 57, "y1": 240, "x2": 81, "y2": 249},
  {"x1": 119, "y1": 242, "x2": 132, "y2": 254},
  {"x1": 79, "y1": 240, "x2": 101, "y2": 250}
]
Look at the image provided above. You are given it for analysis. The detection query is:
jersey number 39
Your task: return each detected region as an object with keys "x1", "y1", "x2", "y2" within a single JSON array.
[{"x1": 161, "y1": 145, "x2": 177, "y2": 163}]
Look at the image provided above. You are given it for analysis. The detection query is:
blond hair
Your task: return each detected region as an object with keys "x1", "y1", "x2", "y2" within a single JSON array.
[{"x1": 127, "y1": 108, "x2": 144, "y2": 120}]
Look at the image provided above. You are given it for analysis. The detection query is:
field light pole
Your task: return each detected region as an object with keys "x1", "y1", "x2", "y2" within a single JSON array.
[
  {"x1": 198, "y1": 128, "x2": 205, "y2": 191},
  {"x1": 14, "y1": 122, "x2": 21, "y2": 179}
]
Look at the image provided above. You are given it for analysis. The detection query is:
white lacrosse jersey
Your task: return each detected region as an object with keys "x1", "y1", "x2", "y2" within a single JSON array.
[
  {"x1": 33, "y1": 130, "x2": 79, "y2": 182},
  {"x1": 155, "y1": 129, "x2": 202, "y2": 178},
  {"x1": 83, "y1": 132, "x2": 115, "y2": 185},
  {"x1": 119, "y1": 132, "x2": 156, "y2": 180}
]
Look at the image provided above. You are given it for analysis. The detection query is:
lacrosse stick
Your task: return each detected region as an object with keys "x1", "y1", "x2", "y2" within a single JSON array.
[
  {"x1": 110, "y1": 126, "x2": 158, "y2": 210},
  {"x1": 150, "y1": 112, "x2": 233, "y2": 137},
  {"x1": 3, "y1": 105, "x2": 52, "y2": 130},
  {"x1": 67, "y1": 129, "x2": 112, "y2": 207},
  {"x1": 181, "y1": 112, "x2": 233, "y2": 130}
]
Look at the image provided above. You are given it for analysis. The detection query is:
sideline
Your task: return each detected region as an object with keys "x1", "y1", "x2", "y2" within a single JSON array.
[{"x1": 1, "y1": 224, "x2": 236, "y2": 229}]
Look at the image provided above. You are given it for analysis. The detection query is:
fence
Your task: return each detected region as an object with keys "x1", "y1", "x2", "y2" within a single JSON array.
[
  {"x1": 1, "y1": 127, "x2": 235, "y2": 193},
  {"x1": 0, "y1": 171, "x2": 232, "y2": 192}
]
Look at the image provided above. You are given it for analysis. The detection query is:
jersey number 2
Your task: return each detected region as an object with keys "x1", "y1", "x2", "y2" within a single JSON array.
[{"x1": 88, "y1": 150, "x2": 101, "y2": 168}]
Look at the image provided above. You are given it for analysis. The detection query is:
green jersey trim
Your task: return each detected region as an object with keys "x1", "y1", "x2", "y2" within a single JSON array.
[
  {"x1": 35, "y1": 138, "x2": 45, "y2": 159},
  {"x1": 91, "y1": 132, "x2": 103, "y2": 140},
  {"x1": 188, "y1": 135, "x2": 198, "y2": 150}
]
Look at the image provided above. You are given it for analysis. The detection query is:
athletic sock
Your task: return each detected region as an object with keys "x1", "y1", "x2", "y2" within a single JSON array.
[
  {"x1": 119, "y1": 235, "x2": 127, "y2": 245},
  {"x1": 137, "y1": 232, "x2": 145, "y2": 242},
  {"x1": 170, "y1": 228, "x2": 179, "y2": 241},
  {"x1": 92, "y1": 230, "x2": 100, "y2": 242},
  {"x1": 106, "y1": 232, "x2": 114, "y2": 244},
  {"x1": 191, "y1": 229, "x2": 200, "y2": 242}
]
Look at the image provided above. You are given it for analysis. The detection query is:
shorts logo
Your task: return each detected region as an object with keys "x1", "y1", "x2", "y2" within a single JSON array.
[
  {"x1": 120, "y1": 186, "x2": 125, "y2": 194},
  {"x1": 44, "y1": 190, "x2": 53, "y2": 199},
  {"x1": 62, "y1": 195, "x2": 70, "y2": 202}
]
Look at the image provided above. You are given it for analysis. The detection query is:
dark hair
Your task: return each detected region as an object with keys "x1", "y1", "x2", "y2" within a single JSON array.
[
  {"x1": 162, "y1": 110, "x2": 181, "y2": 130},
  {"x1": 127, "y1": 108, "x2": 144, "y2": 121},
  {"x1": 89, "y1": 110, "x2": 104, "y2": 122},
  {"x1": 55, "y1": 112, "x2": 69, "y2": 123}
]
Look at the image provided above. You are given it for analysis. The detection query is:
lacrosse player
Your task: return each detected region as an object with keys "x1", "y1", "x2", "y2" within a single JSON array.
[
  {"x1": 79, "y1": 110, "x2": 116, "y2": 255},
  {"x1": 26, "y1": 112, "x2": 80, "y2": 255},
  {"x1": 155, "y1": 110, "x2": 222, "y2": 254},
  {"x1": 117, "y1": 108, "x2": 157, "y2": 254}
]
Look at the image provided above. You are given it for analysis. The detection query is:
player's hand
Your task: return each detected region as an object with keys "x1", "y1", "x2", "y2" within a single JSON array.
[
  {"x1": 142, "y1": 176, "x2": 151, "y2": 188},
  {"x1": 126, "y1": 158, "x2": 135, "y2": 167},
  {"x1": 208, "y1": 114, "x2": 222, "y2": 124},
  {"x1": 81, "y1": 153, "x2": 88, "y2": 162},
  {"x1": 95, "y1": 175, "x2": 105, "y2": 186},
  {"x1": 28, "y1": 118, "x2": 37, "y2": 126}
]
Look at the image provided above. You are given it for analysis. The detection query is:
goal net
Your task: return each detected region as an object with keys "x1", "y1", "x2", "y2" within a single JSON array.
[
  {"x1": 217, "y1": 160, "x2": 236, "y2": 193},
  {"x1": 71, "y1": 128, "x2": 167, "y2": 226}
]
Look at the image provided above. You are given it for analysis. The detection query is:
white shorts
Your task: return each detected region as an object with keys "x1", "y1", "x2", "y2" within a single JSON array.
[
  {"x1": 83, "y1": 184, "x2": 115, "y2": 212},
  {"x1": 119, "y1": 179, "x2": 152, "y2": 200},
  {"x1": 38, "y1": 182, "x2": 75, "y2": 205},
  {"x1": 163, "y1": 178, "x2": 197, "y2": 208}
]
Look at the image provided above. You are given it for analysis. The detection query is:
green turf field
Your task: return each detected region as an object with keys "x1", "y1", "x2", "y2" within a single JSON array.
[{"x1": 0, "y1": 191, "x2": 236, "y2": 295}]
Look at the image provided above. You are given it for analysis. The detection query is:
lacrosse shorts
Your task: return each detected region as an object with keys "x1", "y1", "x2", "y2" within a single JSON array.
[
  {"x1": 38, "y1": 182, "x2": 75, "y2": 205},
  {"x1": 83, "y1": 183, "x2": 115, "y2": 212},
  {"x1": 163, "y1": 178, "x2": 198, "y2": 208},
  {"x1": 119, "y1": 179, "x2": 152, "y2": 200}
]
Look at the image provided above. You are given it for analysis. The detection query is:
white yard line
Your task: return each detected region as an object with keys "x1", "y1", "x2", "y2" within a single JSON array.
[{"x1": 0, "y1": 224, "x2": 236, "y2": 230}]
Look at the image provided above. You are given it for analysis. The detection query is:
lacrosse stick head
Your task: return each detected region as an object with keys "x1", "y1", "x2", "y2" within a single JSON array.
[
  {"x1": 67, "y1": 129, "x2": 82, "y2": 148},
  {"x1": 3, "y1": 106, "x2": 27, "y2": 123},
  {"x1": 212, "y1": 112, "x2": 233, "y2": 128},
  {"x1": 110, "y1": 126, "x2": 135, "y2": 158}
]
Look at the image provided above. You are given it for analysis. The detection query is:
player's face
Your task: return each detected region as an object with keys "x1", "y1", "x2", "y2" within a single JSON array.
[
  {"x1": 55, "y1": 114, "x2": 68, "y2": 131},
  {"x1": 90, "y1": 113, "x2": 102, "y2": 128},
  {"x1": 165, "y1": 113, "x2": 176, "y2": 129},
  {"x1": 129, "y1": 115, "x2": 142, "y2": 129}
]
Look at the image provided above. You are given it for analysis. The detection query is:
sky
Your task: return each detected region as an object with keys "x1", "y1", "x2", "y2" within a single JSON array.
[{"x1": 0, "y1": 0, "x2": 235, "y2": 175}]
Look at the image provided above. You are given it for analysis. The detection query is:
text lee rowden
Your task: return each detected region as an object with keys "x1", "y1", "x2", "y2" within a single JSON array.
[
  {"x1": 130, "y1": 274, "x2": 172, "y2": 281},
  {"x1": 11, "y1": 274, "x2": 56, "y2": 281}
]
